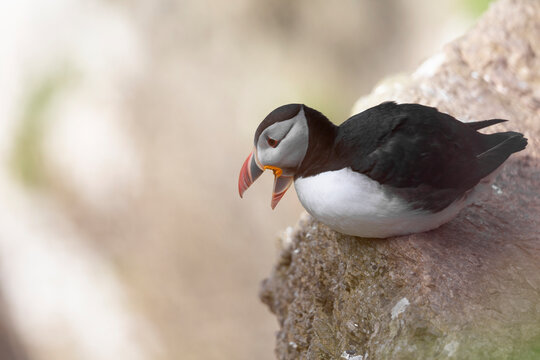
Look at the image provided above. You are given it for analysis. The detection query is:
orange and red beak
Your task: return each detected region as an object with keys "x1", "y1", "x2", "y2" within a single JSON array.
[
  {"x1": 238, "y1": 150, "x2": 294, "y2": 209},
  {"x1": 238, "y1": 150, "x2": 263, "y2": 198}
]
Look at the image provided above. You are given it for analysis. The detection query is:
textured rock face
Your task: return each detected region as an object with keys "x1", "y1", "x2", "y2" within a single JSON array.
[{"x1": 260, "y1": 0, "x2": 540, "y2": 358}]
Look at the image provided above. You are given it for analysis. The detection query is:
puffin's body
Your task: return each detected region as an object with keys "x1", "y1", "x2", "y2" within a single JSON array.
[{"x1": 239, "y1": 102, "x2": 527, "y2": 238}]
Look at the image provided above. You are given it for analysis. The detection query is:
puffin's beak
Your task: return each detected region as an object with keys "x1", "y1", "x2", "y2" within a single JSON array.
[
  {"x1": 238, "y1": 150, "x2": 264, "y2": 198},
  {"x1": 238, "y1": 151, "x2": 294, "y2": 209},
  {"x1": 264, "y1": 166, "x2": 294, "y2": 209}
]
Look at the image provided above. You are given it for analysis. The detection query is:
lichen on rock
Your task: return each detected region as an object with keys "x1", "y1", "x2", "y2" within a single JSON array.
[{"x1": 260, "y1": 0, "x2": 540, "y2": 358}]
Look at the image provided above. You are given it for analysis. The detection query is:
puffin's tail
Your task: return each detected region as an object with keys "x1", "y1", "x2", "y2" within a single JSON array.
[
  {"x1": 477, "y1": 131, "x2": 527, "y2": 178},
  {"x1": 467, "y1": 118, "x2": 507, "y2": 130}
]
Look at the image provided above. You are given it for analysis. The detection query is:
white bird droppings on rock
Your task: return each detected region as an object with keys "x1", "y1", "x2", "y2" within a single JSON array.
[
  {"x1": 280, "y1": 226, "x2": 295, "y2": 250},
  {"x1": 444, "y1": 340, "x2": 459, "y2": 357},
  {"x1": 491, "y1": 184, "x2": 503, "y2": 195},
  {"x1": 345, "y1": 320, "x2": 359, "y2": 332},
  {"x1": 341, "y1": 351, "x2": 363, "y2": 360},
  {"x1": 391, "y1": 297, "x2": 410, "y2": 319}
]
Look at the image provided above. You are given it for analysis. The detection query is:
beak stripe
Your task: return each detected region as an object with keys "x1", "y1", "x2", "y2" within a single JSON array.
[
  {"x1": 238, "y1": 150, "x2": 293, "y2": 209},
  {"x1": 238, "y1": 150, "x2": 263, "y2": 197},
  {"x1": 271, "y1": 175, "x2": 294, "y2": 209}
]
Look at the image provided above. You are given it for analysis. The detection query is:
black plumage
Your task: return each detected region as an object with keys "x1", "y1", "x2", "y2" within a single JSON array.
[{"x1": 295, "y1": 102, "x2": 527, "y2": 211}]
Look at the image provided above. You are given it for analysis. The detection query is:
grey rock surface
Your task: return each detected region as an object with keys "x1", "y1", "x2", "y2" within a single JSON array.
[{"x1": 260, "y1": 0, "x2": 540, "y2": 358}]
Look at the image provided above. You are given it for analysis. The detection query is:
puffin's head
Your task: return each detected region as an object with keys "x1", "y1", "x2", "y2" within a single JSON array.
[{"x1": 238, "y1": 104, "x2": 309, "y2": 209}]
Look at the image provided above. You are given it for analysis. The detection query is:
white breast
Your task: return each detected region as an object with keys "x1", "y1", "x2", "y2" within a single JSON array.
[{"x1": 294, "y1": 168, "x2": 481, "y2": 238}]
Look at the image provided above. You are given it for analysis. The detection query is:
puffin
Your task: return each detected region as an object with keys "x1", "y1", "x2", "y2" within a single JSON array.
[{"x1": 238, "y1": 102, "x2": 527, "y2": 238}]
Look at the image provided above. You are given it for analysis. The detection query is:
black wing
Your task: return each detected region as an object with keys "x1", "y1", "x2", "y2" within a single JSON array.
[{"x1": 334, "y1": 102, "x2": 526, "y2": 209}]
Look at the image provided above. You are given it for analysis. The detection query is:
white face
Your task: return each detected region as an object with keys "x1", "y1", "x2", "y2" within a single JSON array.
[{"x1": 256, "y1": 108, "x2": 309, "y2": 175}]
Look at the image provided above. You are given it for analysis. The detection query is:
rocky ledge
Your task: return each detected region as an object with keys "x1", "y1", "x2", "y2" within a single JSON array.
[{"x1": 260, "y1": 0, "x2": 540, "y2": 358}]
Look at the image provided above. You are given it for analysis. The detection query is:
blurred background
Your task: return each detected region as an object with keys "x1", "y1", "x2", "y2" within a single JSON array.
[{"x1": 0, "y1": 0, "x2": 492, "y2": 359}]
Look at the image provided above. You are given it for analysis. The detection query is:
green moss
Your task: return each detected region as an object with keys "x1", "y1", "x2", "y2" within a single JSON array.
[
  {"x1": 11, "y1": 69, "x2": 73, "y2": 186},
  {"x1": 510, "y1": 334, "x2": 540, "y2": 360},
  {"x1": 461, "y1": 0, "x2": 495, "y2": 17}
]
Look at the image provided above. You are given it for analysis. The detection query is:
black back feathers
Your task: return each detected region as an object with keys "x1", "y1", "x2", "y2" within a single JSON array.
[
  {"x1": 338, "y1": 102, "x2": 526, "y2": 190},
  {"x1": 296, "y1": 102, "x2": 527, "y2": 210}
]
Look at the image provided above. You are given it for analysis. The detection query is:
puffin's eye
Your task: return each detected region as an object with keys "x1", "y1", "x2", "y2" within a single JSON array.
[{"x1": 267, "y1": 137, "x2": 278, "y2": 148}]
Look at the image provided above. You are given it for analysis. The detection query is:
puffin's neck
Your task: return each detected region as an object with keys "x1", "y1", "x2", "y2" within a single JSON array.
[{"x1": 295, "y1": 106, "x2": 338, "y2": 179}]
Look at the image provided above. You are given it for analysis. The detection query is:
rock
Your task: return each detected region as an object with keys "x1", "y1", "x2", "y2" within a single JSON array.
[{"x1": 259, "y1": 0, "x2": 540, "y2": 358}]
